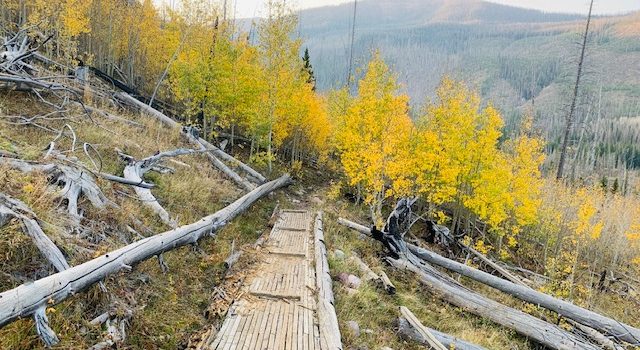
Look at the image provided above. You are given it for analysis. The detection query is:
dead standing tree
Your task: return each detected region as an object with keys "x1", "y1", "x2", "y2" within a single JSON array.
[{"x1": 556, "y1": 0, "x2": 594, "y2": 179}]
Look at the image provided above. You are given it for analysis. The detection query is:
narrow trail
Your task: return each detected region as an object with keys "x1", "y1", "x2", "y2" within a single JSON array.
[{"x1": 205, "y1": 209, "x2": 341, "y2": 350}]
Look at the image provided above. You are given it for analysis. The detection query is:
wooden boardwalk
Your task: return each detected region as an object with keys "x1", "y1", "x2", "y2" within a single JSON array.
[{"x1": 206, "y1": 210, "x2": 342, "y2": 350}]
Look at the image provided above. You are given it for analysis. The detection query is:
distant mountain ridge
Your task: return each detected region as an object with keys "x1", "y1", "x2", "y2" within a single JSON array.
[{"x1": 298, "y1": 0, "x2": 584, "y2": 34}]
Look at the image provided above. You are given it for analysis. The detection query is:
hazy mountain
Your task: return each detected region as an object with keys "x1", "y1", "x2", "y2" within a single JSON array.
[
  {"x1": 238, "y1": 0, "x2": 640, "y2": 171},
  {"x1": 292, "y1": 0, "x2": 640, "y2": 158}
]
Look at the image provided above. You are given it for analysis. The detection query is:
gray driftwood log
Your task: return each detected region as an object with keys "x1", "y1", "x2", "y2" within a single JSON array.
[
  {"x1": 114, "y1": 92, "x2": 265, "y2": 189},
  {"x1": 399, "y1": 306, "x2": 447, "y2": 350},
  {"x1": 407, "y1": 244, "x2": 640, "y2": 345},
  {"x1": 0, "y1": 193, "x2": 69, "y2": 272},
  {"x1": 1, "y1": 157, "x2": 109, "y2": 221},
  {"x1": 0, "y1": 174, "x2": 292, "y2": 346},
  {"x1": 397, "y1": 316, "x2": 486, "y2": 350},
  {"x1": 314, "y1": 211, "x2": 343, "y2": 350},
  {"x1": 337, "y1": 217, "x2": 602, "y2": 350}
]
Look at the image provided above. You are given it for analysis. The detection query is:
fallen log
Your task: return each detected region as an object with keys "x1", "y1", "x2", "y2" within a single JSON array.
[
  {"x1": 1, "y1": 157, "x2": 109, "y2": 221},
  {"x1": 197, "y1": 137, "x2": 266, "y2": 184},
  {"x1": 114, "y1": 92, "x2": 264, "y2": 189},
  {"x1": 389, "y1": 258, "x2": 600, "y2": 350},
  {"x1": 378, "y1": 271, "x2": 396, "y2": 295},
  {"x1": 399, "y1": 306, "x2": 448, "y2": 350},
  {"x1": 349, "y1": 254, "x2": 380, "y2": 282},
  {"x1": 0, "y1": 174, "x2": 292, "y2": 346},
  {"x1": 407, "y1": 244, "x2": 640, "y2": 345},
  {"x1": 121, "y1": 148, "x2": 198, "y2": 227},
  {"x1": 459, "y1": 240, "x2": 528, "y2": 287},
  {"x1": 397, "y1": 316, "x2": 485, "y2": 350},
  {"x1": 314, "y1": 211, "x2": 343, "y2": 350},
  {"x1": 0, "y1": 193, "x2": 69, "y2": 272},
  {"x1": 337, "y1": 217, "x2": 602, "y2": 350},
  {"x1": 183, "y1": 132, "x2": 256, "y2": 192}
]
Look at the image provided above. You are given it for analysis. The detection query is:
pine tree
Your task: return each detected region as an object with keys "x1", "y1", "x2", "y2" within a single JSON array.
[{"x1": 302, "y1": 47, "x2": 316, "y2": 91}]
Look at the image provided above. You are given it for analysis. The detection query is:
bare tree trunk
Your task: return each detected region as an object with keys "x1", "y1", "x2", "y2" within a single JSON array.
[
  {"x1": 557, "y1": 0, "x2": 594, "y2": 179},
  {"x1": 337, "y1": 218, "x2": 604, "y2": 350},
  {"x1": 0, "y1": 194, "x2": 69, "y2": 273},
  {"x1": 0, "y1": 175, "x2": 291, "y2": 346},
  {"x1": 397, "y1": 316, "x2": 485, "y2": 350}
]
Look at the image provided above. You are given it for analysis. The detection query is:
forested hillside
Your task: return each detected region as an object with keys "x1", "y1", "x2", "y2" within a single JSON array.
[
  {"x1": 292, "y1": 0, "x2": 640, "y2": 185},
  {"x1": 1, "y1": 0, "x2": 640, "y2": 349}
]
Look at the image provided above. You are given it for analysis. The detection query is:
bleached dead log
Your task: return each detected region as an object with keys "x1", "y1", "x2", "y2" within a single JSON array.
[
  {"x1": 0, "y1": 174, "x2": 291, "y2": 346},
  {"x1": 407, "y1": 244, "x2": 640, "y2": 345},
  {"x1": 314, "y1": 211, "x2": 343, "y2": 350},
  {"x1": 0, "y1": 157, "x2": 109, "y2": 221},
  {"x1": 121, "y1": 148, "x2": 197, "y2": 227},
  {"x1": 0, "y1": 74, "x2": 83, "y2": 94},
  {"x1": 0, "y1": 193, "x2": 69, "y2": 272},
  {"x1": 378, "y1": 271, "x2": 396, "y2": 294},
  {"x1": 389, "y1": 258, "x2": 599, "y2": 350},
  {"x1": 567, "y1": 319, "x2": 623, "y2": 350},
  {"x1": 97, "y1": 172, "x2": 154, "y2": 189},
  {"x1": 197, "y1": 137, "x2": 266, "y2": 184},
  {"x1": 398, "y1": 306, "x2": 447, "y2": 350},
  {"x1": 349, "y1": 254, "x2": 379, "y2": 281},
  {"x1": 1, "y1": 155, "x2": 153, "y2": 189},
  {"x1": 337, "y1": 218, "x2": 602, "y2": 350},
  {"x1": 114, "y1": 92, "x2": 177, "y2": 128},
  {"x1": 397, "y1": 316, "x2": 485, "y2": 350},
  {"x1": 114, "y1": 92, "x2": 265, "y2": 188},
  {"x1": 183, "y1": 132, "x2": 256, "y2": 192},
  {"x1": 459, "y1": 240, "x2": 528, "y2": 287}
]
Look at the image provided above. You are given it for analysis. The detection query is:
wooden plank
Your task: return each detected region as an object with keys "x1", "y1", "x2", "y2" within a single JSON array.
[
  {"x1": 243, "y1": 304, "x2": 265, "y2": 350},
  {"x1": 210, "y1": 313, "x2": 233, "y2": 349},
  {"x1": 255, "y1": 302, "x2": 274, "y2": 350},
  {"x1": 236, "y1": 309, "x2": 257, "y2": 350},
  {"x1": 267, "y1": 302, "x2": 283, "y2": 349},
  {"x1": 225, "y1": 312, "x2": 249, "y2": 350},
  {"x1": 222, "y1": 307, "x2": 244, "y2": 350},
  {"x1": 274, "y1": 301, "x2": 290, "y2": 349}
]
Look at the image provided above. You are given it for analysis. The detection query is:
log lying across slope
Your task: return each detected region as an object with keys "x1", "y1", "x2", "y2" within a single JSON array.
[
  {"x1": 0, "y1": 174, "x2": 292, "y2": 345},
  {"x1": 115, "y1": 92, "x2": 264, "y2": 190},
  {"x1": 337, "y1": 218, "x2": 602, "y2": 350},
  {"x1": 0, "y1": 193, "x2": 69, "y2": 272},
  {"x1": 407, "y1": 244, "x2": 640, "y2": 345}
]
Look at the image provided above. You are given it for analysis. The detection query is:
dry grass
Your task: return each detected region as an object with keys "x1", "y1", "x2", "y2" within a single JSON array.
[{"x1": 0, "y1": 90, "x2": 277, "y2": 349}]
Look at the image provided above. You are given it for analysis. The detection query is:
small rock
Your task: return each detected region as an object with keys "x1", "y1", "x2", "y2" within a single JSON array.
[
  {"x1": 337, "y1": 273, "x2": 362, "y2": 289},
  {"x1": 347, "y1": 274, "x2": 362, "y2": 289},
  {"x1": 347, "y1": 320, "x2": 360, "y2": 337},
  {"x1": 291, "y1": 198, "x2": 300, "y2": 204},
  {"x1": 334, "y1": 249, "x2": 345, "y2": 260},
  {"x1": 380, "y1": 347, "x2": 394, "y2": 350},
  {"x1": 363, "y1": 329, "x2": 374, "y2": 335},
  {"x1": 311, "y1": 196, "x2": 324, "y2": 205},
  {"x1": 358, "y1": 233, "x2": 367, "y2": 240}
]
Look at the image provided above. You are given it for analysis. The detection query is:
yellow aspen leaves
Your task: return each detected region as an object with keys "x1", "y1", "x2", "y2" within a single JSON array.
[{"x1": 334, "y1": 51, "x2": 413, "y2": 225}]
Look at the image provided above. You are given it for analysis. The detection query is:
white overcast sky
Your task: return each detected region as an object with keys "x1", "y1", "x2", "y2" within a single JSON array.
[{"x1": 231, "y1": 0, "x2": 640, "y2": 18}]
